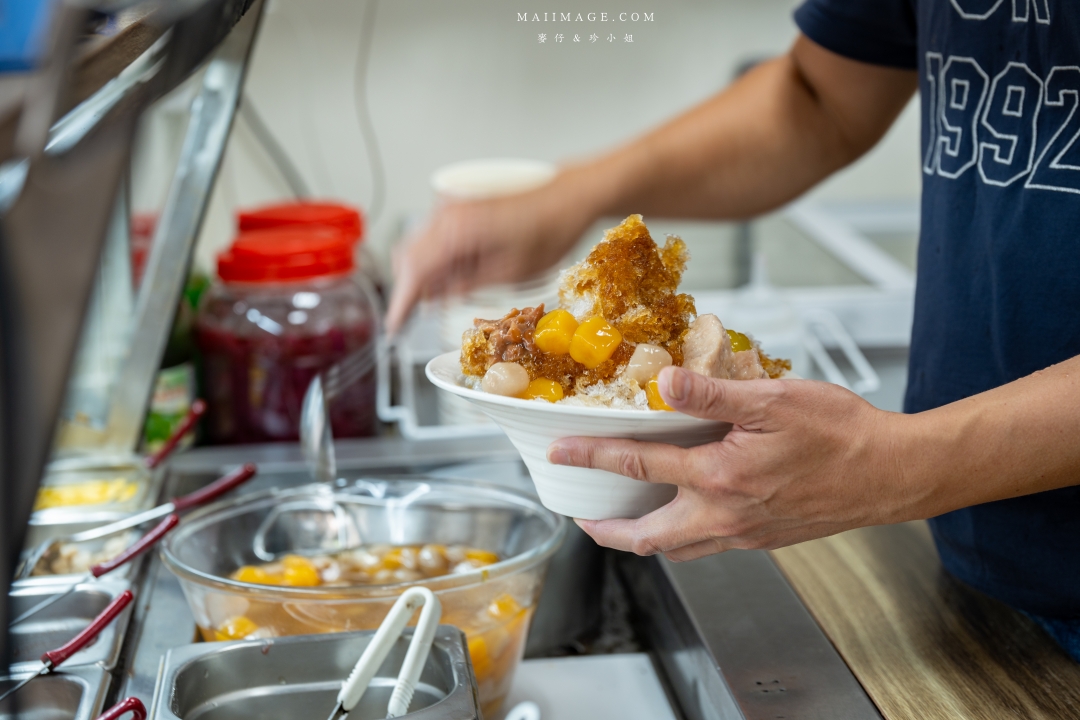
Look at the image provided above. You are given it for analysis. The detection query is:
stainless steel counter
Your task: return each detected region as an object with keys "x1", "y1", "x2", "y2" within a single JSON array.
[
  {"x1": 101, "y1": 434, "x2": 887, "y2": 720},
  {"x1": 621, "y1": 551, "x2": 881, "y2": 720}
]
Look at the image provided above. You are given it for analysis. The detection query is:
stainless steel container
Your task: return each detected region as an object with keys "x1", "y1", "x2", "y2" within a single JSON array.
[
  {"x1": 31, "y1": 454, "x2": 160, "y2": 521},
  {"x1": 16, "y1": 528, "x2": 141, "y2": 583},
  {"x1": 0, "y1": 666, "x2": 111, "y2": 720},
  {"x1": 22, "y1": 454, "x2": 166, "y2": 582},
  {"x1": 151, "y1": 627, "x2": 479, "y2": 720},
  {"x1": 9, "y1": 578, "x2": 133, "y2": 672},
  {"x1": 26, "y1": 508, "x2": 139, "y2": 551}
]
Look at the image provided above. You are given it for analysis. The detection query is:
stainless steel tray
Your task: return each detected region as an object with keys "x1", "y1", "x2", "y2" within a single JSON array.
[
  {"x1": 32, "y1": 454, "x2": 162, "y2": 523},
  {"x1": 0, "y1": 666, "x2": 111, "y2": 720},
  {"x1": 16, "y1": 527, "x2": 140, "y2": 583},
  {"x1": 20, "y1": 461, "x2": 167, "y2": 582},
  {"x1": 9, "y1": 578, "x2": 133, "y2": 672},
  {"x1": 151, "y1": 627, "x2": 479, "y2": 720},
  {"x1": 29, "y1": 453, "x2": 165, "y2": 525},
  {"x1": 26, "y1": 508, "x2": 140, "y2": 550}
]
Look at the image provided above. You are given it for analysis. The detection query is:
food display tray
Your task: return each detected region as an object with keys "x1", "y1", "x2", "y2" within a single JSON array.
[
  {"x1": 26, "y1": 508, "x2": 140, "y2": 550},
  {"x1": 20, "y1": 462, "x2": 167, "y2": 583},
  {"x1": 9, "y1": 578, "x2": 133, "y2": 672},
  {"x1": 16, "y1": 528, "x2": 140, "y2": 584},
  {"x1": 150, "y1": 627, "x2": 480, "y2": 720},
  {"x1": 0, "y1": 665, "x2": 111, "y2": 720},
  {"x1": 31, "y1": 454, "x2": 164, "y2": 524}
]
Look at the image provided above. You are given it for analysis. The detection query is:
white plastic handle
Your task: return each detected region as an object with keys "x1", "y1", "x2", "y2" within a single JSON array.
[{"x1": 336, "y1": 586, "x2": 443, "y2": 718}]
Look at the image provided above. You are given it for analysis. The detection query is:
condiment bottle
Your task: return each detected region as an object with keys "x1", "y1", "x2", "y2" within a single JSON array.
[{"x1": 195, "y1": 227, "x2": 378, "y2": 443}]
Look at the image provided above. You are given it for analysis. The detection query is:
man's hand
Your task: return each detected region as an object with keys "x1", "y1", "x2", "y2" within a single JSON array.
[
  {"x1": 547, "y1": 366, "x2": 913, "y2": 561},
  {"x1": 385, "y1": 170, "x2": 599, "y2": 334}
]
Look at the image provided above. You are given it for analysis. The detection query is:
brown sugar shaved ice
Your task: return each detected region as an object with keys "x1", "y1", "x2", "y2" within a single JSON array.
[
  {"x1": 460, "y1": 215, "x2": 691, "y2": 395},
  {"x1": 457, "y1": 214, "x2": 790, "y2": 407},
  {"x1": 559, "y1": 214, "x2": 695, "y2": 365},
  {"x1": 759, "y1": 351, "x2": 792, "y2": 380}
]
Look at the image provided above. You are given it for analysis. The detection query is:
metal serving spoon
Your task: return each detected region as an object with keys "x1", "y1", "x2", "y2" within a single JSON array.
[{"x1": 299, "y1": 344, "x2": 380, "y2": 484}]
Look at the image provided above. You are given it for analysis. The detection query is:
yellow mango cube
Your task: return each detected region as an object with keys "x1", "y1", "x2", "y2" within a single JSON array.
[
  {"x1": 727, "y1": 329, "x2": 752, "y2": 353},
  {"x1": 487, "y1": 593, "x2": 524, "y2": 621},
  {"x1": 646, "y1": 377, "x2": 675, "y2": 411},
  {"x1": 467, "y1": 635, "x2": 493, "y2": 680},
  {"x1": 281, "y1": 555, "x2": 321, "y2": 586},
  {"x1": 465, "y1": 549, "x2": 500, "y2": 565},
  {"x1": 233, "y1": 565, "x2": 274, "y2": 585},
  {"x1": 534, "y1": 309, "x2": 578, "y2": 355},
  {"x1": 522, "y1": 378, "x2": 564, "y2": 403},
  {"x1": 569, "y1": 317, "x2": 622, "y2": 369},
  {"x1": 215, "y1": 616, "x2": 258, "y2": 641}
]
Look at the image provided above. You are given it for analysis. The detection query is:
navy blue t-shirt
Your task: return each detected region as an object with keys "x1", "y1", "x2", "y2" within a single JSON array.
[{"x1": 795, "y1": 0, "x2": 1080, "y2": 619}]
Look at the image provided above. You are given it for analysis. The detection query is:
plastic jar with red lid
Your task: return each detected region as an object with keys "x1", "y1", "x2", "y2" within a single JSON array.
[
  {"x1": 236, "y1": 201, "x2": 384, "y2": 298},
  {"x1": 194, "y1": 227, "x2": 378, "y2": 444},
  {"x1": 237, "y1": 201, "x2": 364, "y2": 238}
]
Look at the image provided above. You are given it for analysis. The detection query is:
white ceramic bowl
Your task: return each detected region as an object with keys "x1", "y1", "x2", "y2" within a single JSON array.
[{"x1": 426, "y1": 352, "x2": 730, "y2": 520}]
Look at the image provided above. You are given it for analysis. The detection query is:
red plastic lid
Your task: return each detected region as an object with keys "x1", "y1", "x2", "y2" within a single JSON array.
[
  {"x1": 217, "y1": 227, "x2": 355, "y2": 283},
  {"x1": 237, "y1": 202, "x2": 364, "y2": 244}
]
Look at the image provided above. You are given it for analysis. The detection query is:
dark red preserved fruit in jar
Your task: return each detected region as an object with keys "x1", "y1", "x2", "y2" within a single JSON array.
[{"x1": 195, "y1": 227, "x2": 378, "y2": 444}]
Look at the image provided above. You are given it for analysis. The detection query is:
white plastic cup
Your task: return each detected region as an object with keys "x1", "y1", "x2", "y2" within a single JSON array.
[{"x1": 431, "y1": 158, "x2": 557, "y2": 202}]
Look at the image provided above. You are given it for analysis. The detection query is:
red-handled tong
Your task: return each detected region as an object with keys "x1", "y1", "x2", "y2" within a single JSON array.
[
  {"x1": 145, "y1": 399, "x2": 207, "y2": 470},
  {"x1": 66, "y1": 463, "x2": 257, "y2": 545},
  {"x1": 169, "y1": 462, "x2": 257, "y2": 512},
  {"x1": 10, "y1": 515, "x2": 176, "y2": 627},
  {"x1": 94, "y1": 697, "x2": 147, "y2": 720},
  {"x1": 0, "y1": 591, "x2": 134, "y2": 702}
]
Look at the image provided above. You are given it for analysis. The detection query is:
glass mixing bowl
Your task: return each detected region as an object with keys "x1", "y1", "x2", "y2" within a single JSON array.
[{"x1": 161, "y1": 479, "x2": 566, "y2": 718}]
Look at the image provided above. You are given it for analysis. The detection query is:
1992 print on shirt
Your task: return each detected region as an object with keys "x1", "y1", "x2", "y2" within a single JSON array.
[{"x1": 925, "y1": 0, "x2": 1080, "y2": 194}]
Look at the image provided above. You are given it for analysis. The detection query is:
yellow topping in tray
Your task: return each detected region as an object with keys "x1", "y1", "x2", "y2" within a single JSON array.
[{"x1": 34, "y1": 477, "x2": 139, "y2": 511}]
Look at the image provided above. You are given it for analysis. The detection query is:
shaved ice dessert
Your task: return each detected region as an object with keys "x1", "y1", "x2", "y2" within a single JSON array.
[{"x1": 459, "y1": 215, "x2": 790, "y2": 410}]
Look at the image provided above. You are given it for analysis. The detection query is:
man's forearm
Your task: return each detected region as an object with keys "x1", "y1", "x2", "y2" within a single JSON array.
[
  {"x1": 892, "y1": 356, "x2": 1080, "y2": 521},
  {"x1": 561, "y1": 36, "x2": 918, "y2": 223},
  {"x1": 593, "y1": 52, "x2": 856, "y2": 220}
]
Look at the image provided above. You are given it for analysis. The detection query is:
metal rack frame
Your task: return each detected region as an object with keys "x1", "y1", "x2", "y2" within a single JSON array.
[{"x1": 0, "y1": 0, "x2": 264, "y2": 667}]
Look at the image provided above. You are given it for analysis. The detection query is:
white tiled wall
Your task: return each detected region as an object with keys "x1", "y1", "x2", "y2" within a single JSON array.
[{"x1": 180, "y1": 0, "x2": 921, "y2": 276}]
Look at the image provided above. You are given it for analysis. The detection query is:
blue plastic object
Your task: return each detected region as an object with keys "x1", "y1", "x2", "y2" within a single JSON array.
[{"x1": 0, "y1": 0, "x2": 55, "y2": 73}]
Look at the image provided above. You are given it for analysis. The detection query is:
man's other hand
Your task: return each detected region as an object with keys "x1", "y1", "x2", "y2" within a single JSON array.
[{"x1": 548, "y1": 366, "x2": 911, "y2": 561}]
